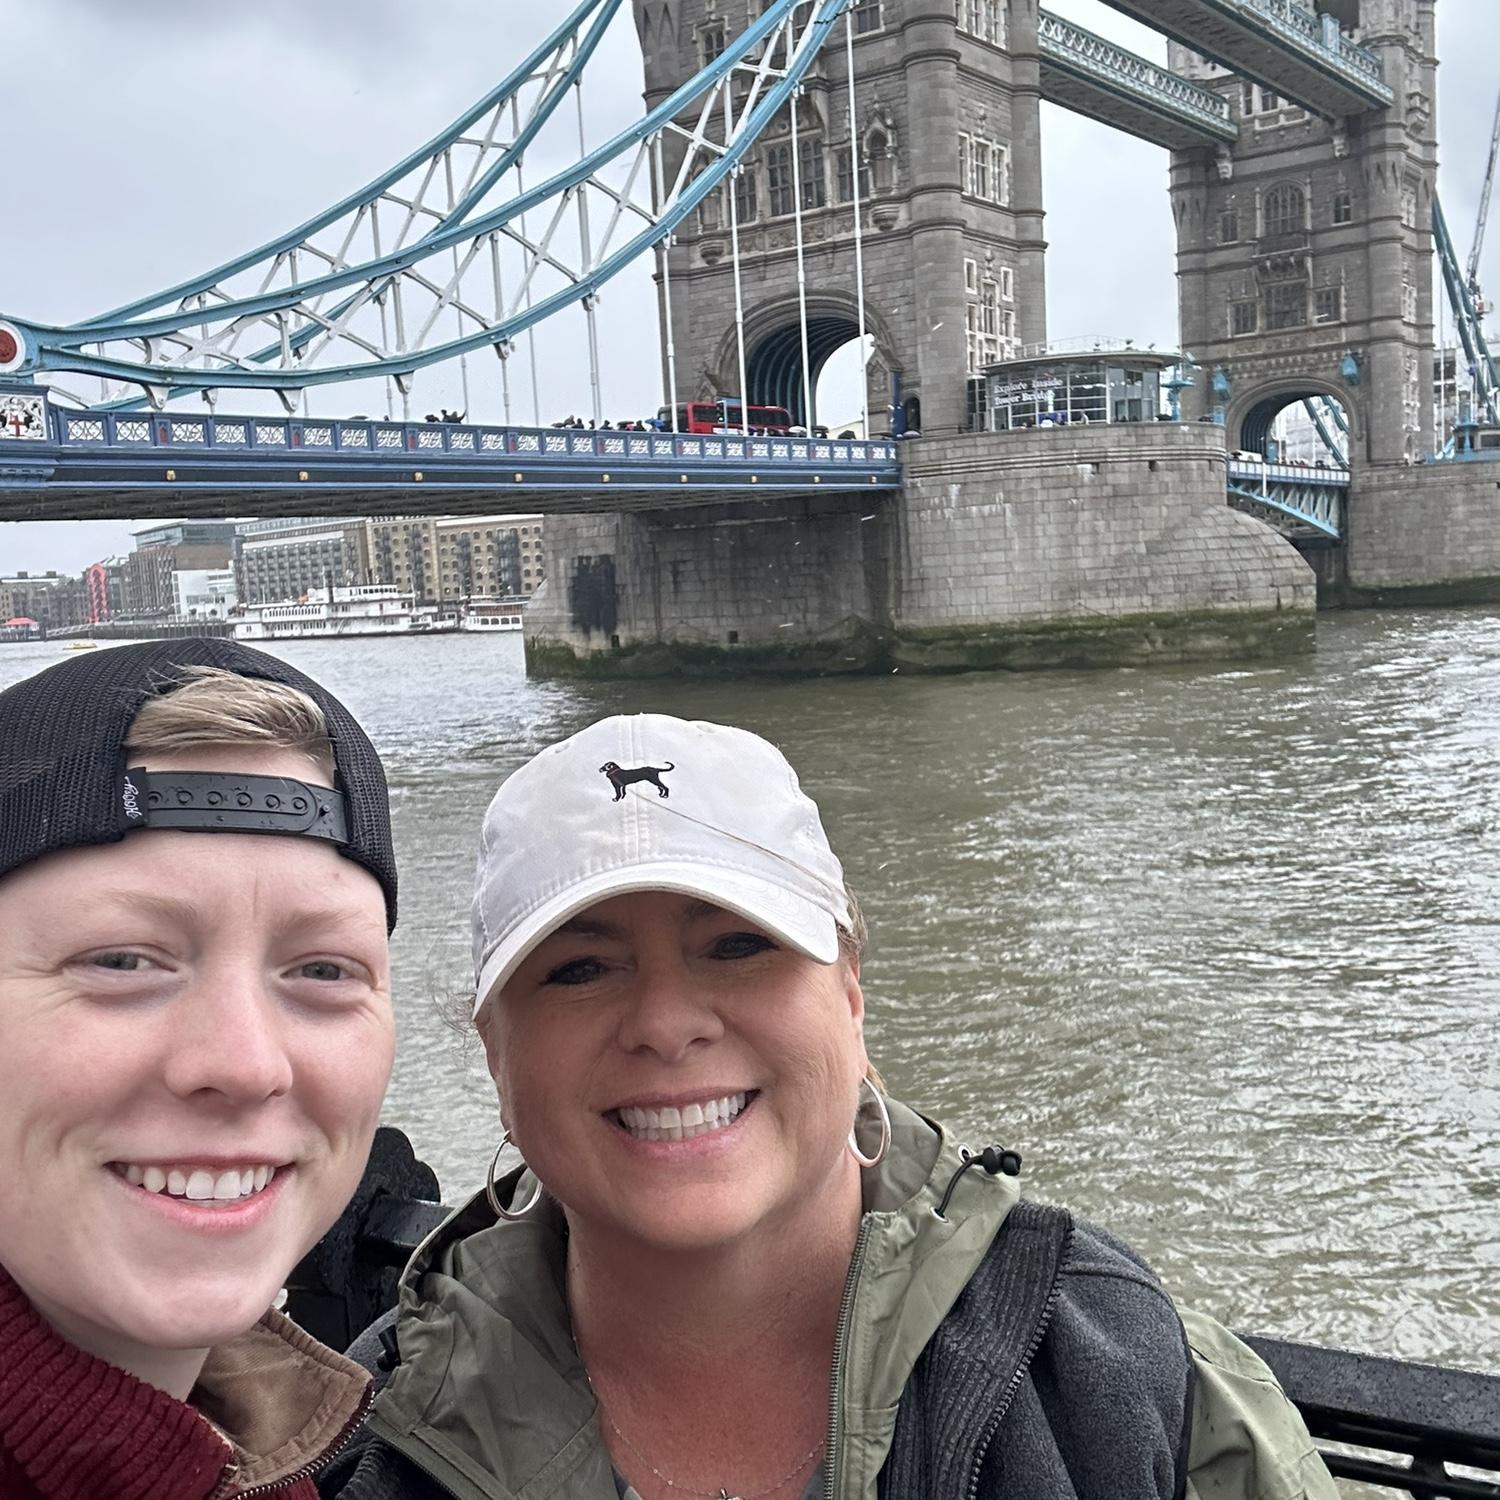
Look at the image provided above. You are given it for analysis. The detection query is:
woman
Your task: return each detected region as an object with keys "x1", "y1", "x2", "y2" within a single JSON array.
[
  {"x1": 0, "y1": 639, "x2": 398, "y2": 1498},
  {"x1": 328, "y1": 713, "x2": 1334, "y2": 1500}
]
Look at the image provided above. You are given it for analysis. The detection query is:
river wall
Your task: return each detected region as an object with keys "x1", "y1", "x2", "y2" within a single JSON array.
[
  {"x1": 524, "y1": 424, "x2": 1316, "y2": 678},
  {"x1": 1341, "y1": 459, "x2": 1500, "y2": 604}
]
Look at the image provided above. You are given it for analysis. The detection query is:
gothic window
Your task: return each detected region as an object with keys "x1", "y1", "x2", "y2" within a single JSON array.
[
  {"x1": 958, "y1": 135, "x2": 1009, "y2": 204},
  {"x1": 960, "y1": 0, "x2": 1007, "y2": 46},
  {"x1": 965, "y1": 275, "x2": 1006, "y2": 372},
  {"x1": 700, "y1": 20, "x2": 727, "y2": 64},
  {"x1": 854, "y1": 0, "x2": 882, "y2": 33},
  {"x1": 1314, "y1": 287, "x2": 1343, "y2": 324},
  {"x1": 1218, "y1": 209, "x2": 1239, "y2": 244},
  {"x1": 1401, "y1": 183, "x2": 1419, "y2": 229},
  {"x1": 1230, "y1": 300, "x2": 1258, "y2": 337},
  {"x1": 1262, "y1": 183, "x2": 1305, "y2": 238},
  {"x1": 799, "y1": 136, "x2": 827, "y2": 209},
  {"x1": 1000, "y1": 265, "x2": 1014, "y2": 300},
  {"x1": 734, "y1": 166, "x2": 758, "y2": 223},
  {"x1": 1401, "y1": 264, "x2": 1417, "y2": 322},
  {"x1": 1332, "y1": 190, "x2": 1353, "y2": 225},
  {"x1": 972, "y1": 139, "x2": 992, "y2": 200},
  {"x1": 964, "y1": 257, "x2": 978, "y2": 294},
  {"x1": 1264, "y1": 282, "x2": 1307, "y2": 330},
  {"x1": 767, "y1": 143, "x2": 793, "y2": 216},
  {"x1": 835, "y1": 145, "x2": 872, "y2": 202}
]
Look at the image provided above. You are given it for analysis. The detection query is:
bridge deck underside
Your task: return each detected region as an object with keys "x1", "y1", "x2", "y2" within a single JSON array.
[
  {"x1": 1038, "y1": 56, "x2": 1236, "y2": 150},
  {"x1": 1096, "y1": 0, "x2": 1391, "y2": 116}
]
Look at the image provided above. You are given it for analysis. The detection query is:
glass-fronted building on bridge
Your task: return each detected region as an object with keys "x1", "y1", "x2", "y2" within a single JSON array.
[{"x1": 979, "y1": 348, "x2": 1182, "y2": 432}]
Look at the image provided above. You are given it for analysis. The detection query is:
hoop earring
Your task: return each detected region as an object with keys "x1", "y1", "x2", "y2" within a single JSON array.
[
  {"x1": 846, "y1": 1077, "x2": 892, "y2": 1169},
  {"x1": 485, "y1": 1130, "x2": 543, "y2": 1220}
]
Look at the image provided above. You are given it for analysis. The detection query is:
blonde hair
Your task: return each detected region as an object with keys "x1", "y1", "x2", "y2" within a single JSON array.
[{"x1": 125, "y1": 665, "x2": 335, "y2": 781}]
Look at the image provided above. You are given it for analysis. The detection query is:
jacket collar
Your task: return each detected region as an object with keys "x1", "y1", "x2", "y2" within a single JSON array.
[
  {"x1": 0, "y1": 1266, "x2": 369, "y2": 1496},
  {"x1": 194, "y1": 1306, "x2": 372, "y2": 1490},
  {"x1": 371, "y1": 1100, "x2": 1020, "y2": 1500}
]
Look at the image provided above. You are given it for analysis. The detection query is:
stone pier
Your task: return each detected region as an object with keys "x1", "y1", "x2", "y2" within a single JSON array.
[
  {"x1": 524, "y1": 424, "x2": 1316, "y2": 678},
  {"x1": 1338, "y1": 460, "x2": 1500, "y2": 605}
]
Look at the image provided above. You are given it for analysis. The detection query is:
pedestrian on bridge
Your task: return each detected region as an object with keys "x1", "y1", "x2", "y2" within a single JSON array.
[
  {"x1": 0, "y1": 640, "x2": 399, "y2": 1499},
  {"x1": 320, "y1": 714, "x2": 1335, "y2": 1500}
]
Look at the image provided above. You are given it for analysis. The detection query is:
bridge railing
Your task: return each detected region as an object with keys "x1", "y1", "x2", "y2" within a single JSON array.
[
  {"x1": 40, "y1": 406, "x2": 899, "y2": 471},
  {"x1": 1037, "y1": 12, "x2": 1236, "y2": 138},
  {"x1": 289, "y1": 1129, "x2": 1500, "y2": 1499},
  {"x1": 1235, "y1": 0, "x2": 1389, "y2": 92}
]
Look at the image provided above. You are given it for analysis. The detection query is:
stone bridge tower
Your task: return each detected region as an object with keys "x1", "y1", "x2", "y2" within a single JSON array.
[
  {"x1": 633, "y1": 0, "x2": 1050, "y2": 434},
  {"x1": 1169, "y1": 0, "x2": 1438, "y2": 467}
]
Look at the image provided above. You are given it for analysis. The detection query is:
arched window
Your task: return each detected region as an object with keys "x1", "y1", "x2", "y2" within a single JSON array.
[
  {"x1": 734, "y1": 166, "x2": 758, "y2": 223},
  {"x1": 799, "y1": 137, "x2": 826, "y2": 210},
  {"x1": 1262, "y1": 183, "x2": 1305, "y2": 238},
  {"x1": 767, "y1": 143, "x2": 793, "y2": 216}
]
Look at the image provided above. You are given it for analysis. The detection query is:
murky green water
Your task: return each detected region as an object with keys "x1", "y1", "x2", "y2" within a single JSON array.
[{"x1": 4, "y1": 612, "x2": 1497, "y2": 1372}]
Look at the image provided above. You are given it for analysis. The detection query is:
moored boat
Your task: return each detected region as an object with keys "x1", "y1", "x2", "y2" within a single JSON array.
[{"x1": 233, "y1": 585, "x2": 458, "y2": 642}]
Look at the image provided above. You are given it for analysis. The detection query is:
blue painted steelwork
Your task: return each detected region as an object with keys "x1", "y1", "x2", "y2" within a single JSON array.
[
  {"x1": 0, "y1": 0, "x2": 853, "y2": 404},
  {"x1": 1037, "y1": 10, "x2": 1237, "y2": 149},
  {"x1": 1095, "y1": 0, "x2": 1390, "y2": 117},
  {"x1": 1226, "y1": 456, "x2": 1346, "y2": 541},
  {"x1": 1300, "y1": 397, "x2": 1347, "y2": 464},
  {"x1": 0, "y1": 385, "x2": 900, "y2": 519},
  {"x1": 1433, "y1": 196, "x2": 1500, "y2": 427}
]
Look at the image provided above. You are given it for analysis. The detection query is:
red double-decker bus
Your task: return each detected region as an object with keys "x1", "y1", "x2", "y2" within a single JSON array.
[{"x1": 658, "y1": 400, "x2": 796, "y2": 435}]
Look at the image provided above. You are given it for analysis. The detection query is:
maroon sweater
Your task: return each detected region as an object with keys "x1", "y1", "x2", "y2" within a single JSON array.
[{"x1": 0, "y1": 1270, "x2": 358, "y2": 1498}]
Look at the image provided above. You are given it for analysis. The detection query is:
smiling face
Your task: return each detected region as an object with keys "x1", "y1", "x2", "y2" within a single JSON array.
[
  {"x1": 483, "y1": 890, "x2": 867, "y2": 1254},
  {"x1": 0, "y1": 745, "x2": 394, "y2": 1370}
]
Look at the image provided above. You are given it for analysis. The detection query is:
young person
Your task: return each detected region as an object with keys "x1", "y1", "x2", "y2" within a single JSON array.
[{"x1": 0, "y1": 639, "x2": 399, "y2": 1498}]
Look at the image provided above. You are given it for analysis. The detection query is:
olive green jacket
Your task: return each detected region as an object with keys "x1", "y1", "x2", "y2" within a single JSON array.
[{"x1": 345, "y1": 1101, "x2": 1334, "y2": 1500}]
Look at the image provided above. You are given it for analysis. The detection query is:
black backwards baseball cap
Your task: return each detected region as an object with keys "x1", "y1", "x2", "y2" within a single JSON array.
[{"x1": 0, "y1": 638, "x2": 397, "y2": 930}]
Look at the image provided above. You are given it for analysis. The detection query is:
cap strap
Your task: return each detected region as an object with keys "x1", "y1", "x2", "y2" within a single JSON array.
[{"x1": 121, "y1": 768, "x2": 349, "y2": 844}]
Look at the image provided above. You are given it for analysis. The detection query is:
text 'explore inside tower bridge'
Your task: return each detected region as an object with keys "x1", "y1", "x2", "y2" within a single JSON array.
[{"x1": 3, "y1": 0, "x2": 1498, "y2": 677}]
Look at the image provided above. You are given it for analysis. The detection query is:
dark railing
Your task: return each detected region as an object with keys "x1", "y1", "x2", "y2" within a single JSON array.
[{"x1": 289, "y1": 1129, "x2": 1500, "y2": 1499}]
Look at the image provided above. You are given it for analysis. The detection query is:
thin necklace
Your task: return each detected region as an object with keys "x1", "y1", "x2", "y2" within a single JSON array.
[{"x1": 588, "y1": 1377, "x2": 824, "y2": 1500}]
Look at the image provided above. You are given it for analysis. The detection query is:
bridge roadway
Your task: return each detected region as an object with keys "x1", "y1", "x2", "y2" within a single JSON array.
[{"x1": 0, "y1": 389, "x2": 901, "y2": 523}]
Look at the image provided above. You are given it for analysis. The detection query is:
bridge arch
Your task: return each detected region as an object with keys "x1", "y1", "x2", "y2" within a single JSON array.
[
  {"x1": 1229, "y1": 377, "x2": 1360, "y2": 464},
  {"x1": 708, "y1": 294, "x2": 902, "y2": 429}
]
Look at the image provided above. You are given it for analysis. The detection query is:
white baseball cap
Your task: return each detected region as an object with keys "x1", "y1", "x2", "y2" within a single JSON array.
[{"x1": 471, "y1": 714, "x2": 851, "y2": 1017}]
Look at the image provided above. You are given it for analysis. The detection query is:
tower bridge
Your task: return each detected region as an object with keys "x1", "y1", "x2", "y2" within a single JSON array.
[{"x1": 4, "y1": 0, "x2": 1498, "y2": 675}]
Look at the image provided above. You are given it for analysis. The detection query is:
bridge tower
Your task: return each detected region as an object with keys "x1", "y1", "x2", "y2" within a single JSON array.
[
  {"x1": 634, "y1": 0, "x2": 1048, "y2": 435},
  {"x1": 1169, "y1": 0, "x2": 1438, "y2": 467}
]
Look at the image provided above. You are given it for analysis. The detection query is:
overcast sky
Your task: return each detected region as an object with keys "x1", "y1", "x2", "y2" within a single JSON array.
[{"x1": 2, "y1": 0, "x2": 1494, "y2": 575}]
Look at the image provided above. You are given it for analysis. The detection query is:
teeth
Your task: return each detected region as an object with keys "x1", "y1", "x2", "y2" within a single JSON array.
[
  {"x1": 616, "y1": 1092, "x2": 749, "y2": 1142},
  {"x1": 114, "y1": 1162, "x2": 279, "y2": 1202}
]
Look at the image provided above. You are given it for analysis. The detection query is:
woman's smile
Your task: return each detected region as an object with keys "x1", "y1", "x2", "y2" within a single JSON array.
[
  {"x1": 606, "y1": 1089, "x2": 759, "y2": 1145},
  {"x1": 105, "y1": 1158, "x2": 294, "y2": 1232}
]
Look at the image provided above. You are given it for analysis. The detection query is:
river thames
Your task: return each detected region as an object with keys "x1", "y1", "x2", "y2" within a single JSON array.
[{"x1": 4, "y1": 612, "x2": 1496, "y2": 1373}]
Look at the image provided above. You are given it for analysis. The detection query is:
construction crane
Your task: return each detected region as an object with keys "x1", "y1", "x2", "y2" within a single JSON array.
[{"x1": 1468, "y1": 88, "x2": 1500, "y2": 318}]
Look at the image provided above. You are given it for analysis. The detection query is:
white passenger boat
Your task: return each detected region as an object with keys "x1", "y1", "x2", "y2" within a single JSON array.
[
  {"x1": 233, "y1": 585, "x2": 458, "y2": 641},
  {"x1": 460, "y1": 598, "x2": 526, "y2": 633}
]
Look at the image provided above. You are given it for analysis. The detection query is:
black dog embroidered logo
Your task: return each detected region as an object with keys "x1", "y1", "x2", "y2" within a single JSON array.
[{"x1": 599, "y1": 761, "x2": 674, "y2": 800}]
